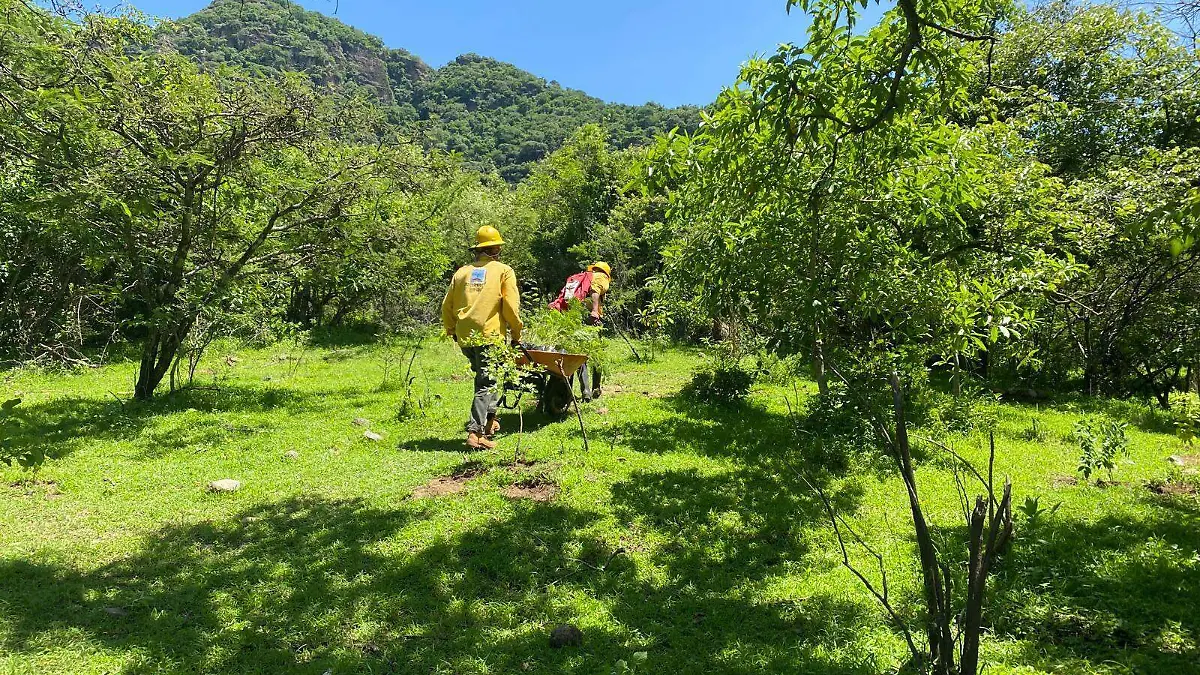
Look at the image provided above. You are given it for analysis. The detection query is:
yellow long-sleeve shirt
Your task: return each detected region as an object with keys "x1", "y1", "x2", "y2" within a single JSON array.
[{"x1": 441, "y1": 260, "x2": 523, "y2": 344}]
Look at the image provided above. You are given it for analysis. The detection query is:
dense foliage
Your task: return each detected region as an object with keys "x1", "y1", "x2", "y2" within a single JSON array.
[
  {"x1": 642, "y1": 0, "x2": 1199, "y2": 408},
  {"x1": 3, "y1": 0, "x2": 1198, "y2": 412},
  {"x1": 163, "y1": 0, "x2": 702, "y2": 181},
  {"x1": 0, "y1": 0, "x2": 450, "y2": 398}
]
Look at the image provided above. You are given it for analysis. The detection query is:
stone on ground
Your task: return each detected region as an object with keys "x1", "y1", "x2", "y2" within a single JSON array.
[{"x1": 208, "y1": 479, "x2": 241, "y2": 493}]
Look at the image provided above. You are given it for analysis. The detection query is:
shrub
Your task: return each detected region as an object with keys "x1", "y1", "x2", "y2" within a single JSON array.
[
  {"x1": 1073, "y1": 416, "x2": 1130, "y2": 482},
  {"x1": 684, "y1": 364, "x2": 755, "y2": 406},
  {"x1": 1175, "y1": 397, "x2": 1199, "y2": 446},
  {"x1": 754, "y1": 350, "x2": 807, "y2": 385},
  {"x1": 912, "y1": 387, "x2": 995, "y2": 437}
]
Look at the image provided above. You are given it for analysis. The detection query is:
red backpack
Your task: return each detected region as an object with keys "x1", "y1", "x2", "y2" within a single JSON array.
[{"x1": 549, "y1": 271, "x2": 593, "y2": 312}]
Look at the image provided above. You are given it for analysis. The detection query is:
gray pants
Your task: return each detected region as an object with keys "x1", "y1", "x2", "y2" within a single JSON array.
[
  {"x1": 577, "y1": 364, "x2": 601, "y2": 401},
  {"x1": 461, "y1": 345, "x2": 497, "y2": 434}
]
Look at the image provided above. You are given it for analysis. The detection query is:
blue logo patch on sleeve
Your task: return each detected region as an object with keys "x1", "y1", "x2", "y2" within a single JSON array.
[{"x1": 469, "y1": 268, "x2": 487, "y2": 285}]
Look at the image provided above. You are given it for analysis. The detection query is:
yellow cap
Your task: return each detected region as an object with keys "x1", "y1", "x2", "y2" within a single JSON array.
[
  {"x1": 588, "y1": 261, "x2": 612, "y2": 277},
  {"x1": 473, "y1": 225, "x2": 505, "y2": 249}
]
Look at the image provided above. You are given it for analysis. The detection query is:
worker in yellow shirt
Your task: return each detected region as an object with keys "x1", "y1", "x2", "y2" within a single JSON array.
[
  {"x1": 580, "y1": 262, "x2": 611, "y2": 401},
  {"x1": 441, "y1": 225, "x2": 524, "y2": 450},
  {"x1": 549, "y1": 261, "x2": 611, "y2": 402},
  {"x1": 584, "y1": 262, "x2": 612, "y2": 326}
]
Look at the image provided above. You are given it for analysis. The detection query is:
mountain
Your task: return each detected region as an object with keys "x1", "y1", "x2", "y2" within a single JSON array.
[{"x1": 160, "y1": 0, "x2": 702, "y2": 181}]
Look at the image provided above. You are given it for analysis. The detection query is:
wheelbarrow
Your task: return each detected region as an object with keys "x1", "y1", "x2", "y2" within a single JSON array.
[{"x1": 500, "y1": 344, "x2": 588, "y2": 416}]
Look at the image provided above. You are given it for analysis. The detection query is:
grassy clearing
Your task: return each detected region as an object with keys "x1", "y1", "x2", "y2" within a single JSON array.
[{"x1": 1, "y1": 337, "x2": 1197, "y2": 674}]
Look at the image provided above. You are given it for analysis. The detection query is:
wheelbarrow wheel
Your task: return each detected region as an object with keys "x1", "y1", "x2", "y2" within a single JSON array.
[{"x1": 541, "y1": 374, "x2": 574, "y2": 417}]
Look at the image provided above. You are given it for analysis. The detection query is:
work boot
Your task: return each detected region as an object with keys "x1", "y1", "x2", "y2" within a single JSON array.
[
  {"x1": 592, "y1": 386, "x2": 602, "y2": 400},
  {"x1": 485, "y1": 416, "x2": 501, "y2": 438},
  {"x1": 467, "y1": 432, "x2": 497, "y2": 450}
]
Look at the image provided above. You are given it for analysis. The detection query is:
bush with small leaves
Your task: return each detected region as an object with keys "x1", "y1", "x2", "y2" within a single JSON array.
[
  {"x1": 683, "y1": 364, "x2": 755, "y2": 406},
  {"x1": 1074, "y1": 416, "x2": 1130, "y2": 482}
]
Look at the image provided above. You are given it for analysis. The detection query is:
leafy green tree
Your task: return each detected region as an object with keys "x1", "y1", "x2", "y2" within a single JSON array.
[
  {"x1": 519, "y1": 125, "x2": 621, "y2": 293},
  {"x1": 644, "y1": 2, "x2": 1063, "y2": 673},
  {"x1": 1, "y1": 1, "x2": 431, "y2": 399},
  {"x1": 981, "y1": 1, "x2": 1200, "y2": 403},
  {"x1": 985, "y1": 1, "x2": 1200, "y2": 176}
]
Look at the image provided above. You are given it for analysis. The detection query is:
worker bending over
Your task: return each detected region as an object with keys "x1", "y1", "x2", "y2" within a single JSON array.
[
  {"x1": 550, "y1": 261, "x2": 611, "y2": 402},
  {"x1": 441, "y1": 225, "x2": 523, "y2": 450}
]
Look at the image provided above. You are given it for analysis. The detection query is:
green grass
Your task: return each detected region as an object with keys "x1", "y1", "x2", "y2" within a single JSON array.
[{"x1": 1, "y1": 338, "x2": 1197, "y2": 674}]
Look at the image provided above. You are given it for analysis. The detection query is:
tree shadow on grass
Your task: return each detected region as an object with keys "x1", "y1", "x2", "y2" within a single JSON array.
[
  {"x1": 599, "y1": 395, "x2": 890, "y2": 671},
  {"x1": 989, "y1": 493, "x2": 1200, "y2": 672},
  {"x1": 996, "y1": 394, "x2": 1182, "y2": 437},
  {"x1": 603, "y1": 394, "x2": 895, "y2": 482},
  {"x1": 0, "y1": 384, "x2": 353, "y2": 464},
  {"x1": 399, "y1": 407, "x2": 569, "y2": 454},
  {"x1": 0, "y1": 483, "x2": 884, "y2": 675},
  {"x1": 306, "y1": 326, "x2": 379, "y2": 348},
  {"x1": 601, "y1": 467, "x2": 883, "y2": 672}
]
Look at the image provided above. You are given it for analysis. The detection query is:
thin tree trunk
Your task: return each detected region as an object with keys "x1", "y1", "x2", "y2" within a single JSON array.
[
  {"x1": 889, "y1": 373, "x2": 954, "y2": 673},
  {"x1": 812, "y1": 340, "x2": 829, "y2": 395},
  {"x1": 812, "y1": 320, "x2": 829, "y2": 395},
  {"x1": 134, "y1": 318, "x2": 194, "y2": 400},
  {"x1": 961, "y1": 497, "x2": 988, "y2": 674}
]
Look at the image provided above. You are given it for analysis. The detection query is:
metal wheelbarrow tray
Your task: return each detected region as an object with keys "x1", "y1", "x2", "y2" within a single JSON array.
[
  {"x1": 517, "y1": 348, "x2": 589, "y2": 380},
  {"x1": 507, "y1": 345, "x2": 588, "y2": 416}
]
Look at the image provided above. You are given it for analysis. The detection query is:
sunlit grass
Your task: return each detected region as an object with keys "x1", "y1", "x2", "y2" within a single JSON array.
[{"x1": 1, "y1": 337, "x2": 1196, "y2": 674}]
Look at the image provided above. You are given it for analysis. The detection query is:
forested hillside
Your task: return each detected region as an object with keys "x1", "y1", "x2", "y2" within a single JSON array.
[{"x1": 161, "y1": 0, "x2": 701, "y2": 180}]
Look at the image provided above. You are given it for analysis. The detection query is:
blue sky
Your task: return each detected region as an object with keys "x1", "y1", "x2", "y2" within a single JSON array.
[{"x1": 123, "y1": 0, "x2": 817, "y2": 107}]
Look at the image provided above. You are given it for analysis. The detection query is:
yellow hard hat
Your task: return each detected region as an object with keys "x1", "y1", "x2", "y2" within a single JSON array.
[
  {"x1": 588, "y1": 261, "x2": 612, "y2": 277},
  {"x1": 473, "y1": 225, "x2": 505, "y2": 249}
]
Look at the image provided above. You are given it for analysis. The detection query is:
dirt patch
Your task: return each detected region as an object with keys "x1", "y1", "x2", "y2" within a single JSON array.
[
  {"x1": 451, "y1": 461, "x2": 487, "y2": 479},
  {"x1": 1148, "y1": 478, "x2": 1200, "y2": 497},
  {"x1": 1052, "y1": 475, "x2": 1079, "y2": 487},
  {"x1": 502, "y1": 477, "x2": 559, "y2": 502},
  {"x1": 411, "y1": 477, "x2": 468, "y2": 499},
  {"x1": 8, "y1": 479, "x2": 60, "y2": 497},
  {"x1": 411, "y1": 462, "x2": 487, "y2": 499},
  {"x1": 1167, "y1": 455, "x2": 1200, "y2": 468}
]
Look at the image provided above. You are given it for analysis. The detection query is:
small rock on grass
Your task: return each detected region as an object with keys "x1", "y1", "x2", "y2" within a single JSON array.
[
  {"x1": 284, "y1": 450, "x2": 300, "y2": 460},
  {"x1": 549, "y1": 624, "x2": 583, "y2": 648},
  {"x1": 208, "y1": 479, "x2": 241, "y2": 493},
  {"x1": 363, "y1": 431, "x2": 384, "y2": 442},
  {"x1": 353, "y1": 417, "x2": 371, "y2": 427},
  {"x1": 103, "y1": 606, "x2": 128, "y2": 617}
]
